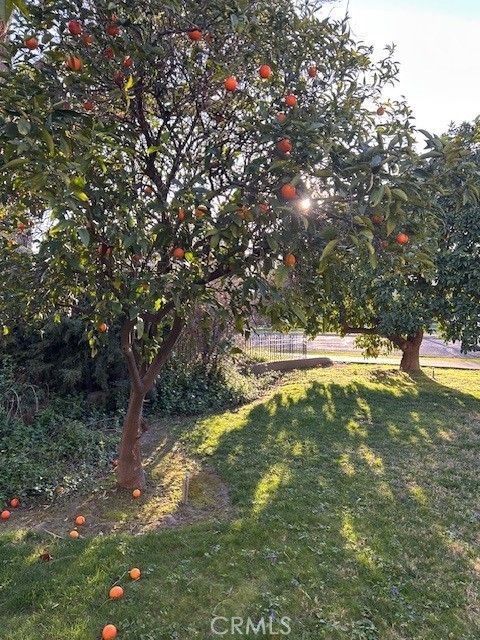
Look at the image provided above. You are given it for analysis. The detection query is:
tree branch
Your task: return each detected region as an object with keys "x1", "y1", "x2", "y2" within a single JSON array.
[
  {"x1": 142, "y1": 315, "x2": 184, "y2": 391},
  {"x1": 121, "y1": 320, "x2": 144, "y2": 393}
]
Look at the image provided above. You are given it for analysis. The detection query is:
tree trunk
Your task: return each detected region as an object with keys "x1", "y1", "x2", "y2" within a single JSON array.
[
  {"x1": 117, "y1": 387, "x2": 146, "y2": 489},
  {"x1": 400, "y1": 331, "x2": 423, "y2": 373}
]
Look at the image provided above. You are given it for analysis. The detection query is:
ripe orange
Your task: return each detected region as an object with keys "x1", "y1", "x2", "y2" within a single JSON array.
[
  {"x1": 396, "y1": 232, "x2": 409, "y2": 245},
  {"x1": 123, "y1": 56, "x2": 133, "y2": 68},
  {"x1": 114, "y1": 70, "x2": 125, "y2": 85},
  {"x1": 276, "y1": 112, "x2": 287, "y2": 124},
  {"x1": 9, "y1": 498, "x2": 20, "y2": 508},
  {"x1": 377, "y1": 106, "x2": 385, "y2": 116},
  {"x1": 281, "y1": 184, "x2": 297, "y2": 201},
  {"x1": 172, "y1": 248, "x2": 185, "y2": 260},
  {"x1": 285, "y1": 94, "x2": 297, "y2": 108},
  {"x1": 144, "y1": 185, "x2": 154, "y2": 195},
  {"x1": 194, "y1": 205, "x2": 208, "y2": 219},
  {"x1": 102, "y1": 624, "x2": 118, "y2": 640},
  {"x1": 277, "y1": 138, "x2": 292, "y2": 154},
  {"x1": 106, "y1": 24, "x2": 120, "y2": 37},
  {"x1": 129, "y1": 567, "x2": 141, "y2": 581},
  {"x1": 66, "y1": 56, "x2": 83, "y2": 72},
  {"x1": 132, "y1": 488, "x2": 141, "y2": 499},
  {"x1": 224, "y1": 76, "x2": 238, "y2": 92},
  {"x1": 188, "y1": 29, "x2": 202, "y2": 41},
  {"x1": 25, "y1": 37, "x2": 39, "y2": 50},
  {"x1": 98, "y1": 322, "x2": 109, "y2": 334},
  {"x1": 84, "y1": 99, "x2": 94, "y2": 111},
  {"x1": 75, "y1": 515, "x2": 86, "y2": 526},
  {"x1": 371, "y1": 214, "x2": 384, "y2": 225},
  {"x1": 178, "y1": 208, "x2": 186, "y2": 222},
  {"x1": 68, "y1": 20, "x2": 82, "y2": 36},
  {"x1": 103, "y1": 47, "x2": 115, "y2": 60},
  {"x1": 17, "y1": 221, "x2": 27, "y2": 232},
  {"x1": 307, "y1": 66, "x2": 317, "y2": 78},
  {"x1": 82, "y1": 34, "x2": 94, "y2": 46},
  {"x1": 259, "y1": 64, "x2": 272, "y2": 79},
  {"x1": 237, "y1": 206, "x2": 250, "y2": 220},
  {"x1": 109, "y1": 586, "x2": 124, "y2": 600},
  {"x1": 259, "y1": 203, "x2": 269, "y2": 214},
  {"x1": 69, "y1": 530, "x2": 79, "y2": 539},
  {"x1": 284, "y1": 253, "x2": 297, "y2": 267},
  {"x1": 1, "y1": 510, "x2": 11, "y2": 521}
]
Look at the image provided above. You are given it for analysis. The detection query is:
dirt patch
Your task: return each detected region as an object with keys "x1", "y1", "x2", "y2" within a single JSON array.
[{"x1": 1, "y1": 420, "x2": 231, "y2": 540}]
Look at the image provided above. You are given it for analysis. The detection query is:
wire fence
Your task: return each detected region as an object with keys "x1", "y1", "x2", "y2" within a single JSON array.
[{"x1": 242, "y1": 330, "x2": 308, "y2": 362}]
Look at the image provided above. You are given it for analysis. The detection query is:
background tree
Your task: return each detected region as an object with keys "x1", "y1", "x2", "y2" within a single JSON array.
[{"x1": 1, "y1": 0, "x2": 423, "y2": 486}]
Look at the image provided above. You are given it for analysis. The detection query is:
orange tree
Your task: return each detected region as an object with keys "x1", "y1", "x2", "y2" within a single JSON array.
[{"x1": 0, "y1": 0, "x2": 422, "y2": 487}]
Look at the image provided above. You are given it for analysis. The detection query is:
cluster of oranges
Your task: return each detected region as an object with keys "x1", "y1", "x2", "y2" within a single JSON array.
[
  {"x1": 1, "y1": 497, "x2": 20, "y2": 522},
  {"x1": 68, "y1": 488, "x2": 143, "y2": 638}
]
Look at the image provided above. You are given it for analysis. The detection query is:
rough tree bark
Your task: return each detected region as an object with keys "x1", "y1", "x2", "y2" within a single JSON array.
[
  {"x1": 116, "y1": 314, "x2": 183, "y2": 489},
  {"x1": 399, "y1": 330, "x2": 423, "y2": 373}
]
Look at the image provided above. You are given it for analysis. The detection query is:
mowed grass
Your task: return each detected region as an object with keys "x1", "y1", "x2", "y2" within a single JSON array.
[{"x1": 0, "y1": 366, "x2": 479, "y2": 639}]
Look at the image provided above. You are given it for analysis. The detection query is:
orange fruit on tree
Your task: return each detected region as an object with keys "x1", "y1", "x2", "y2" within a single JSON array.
[
  {"x1": 129, "y1": 567, "x2": 141, "y2": 580},
  {"x1": 17, "y1": 221, "x2": 27, "y2": 232},
  {"x1": 276, "y1": 112, "x2": 287, "y2": 124},
  {"x1": 102, "y1": 624, "x2": 118, "y2": 640},
  {"x1": 285, "y1": 94, "x2": 297, "y2": 108},
  {"x1": 83, "y1": 99, "x2": 94, "y2": 111},
  {"x1": 259, "y1": 203, "x2": 269, "y2": 214},
  {"x1": 178, "y1": 208, "x2": 186, "y2": 221},
  {"x1": 132, "y1": 488, "x2": 141, "y2": 499},
  {"x1": 224, "y1": 76, "x2": 238, "y2": 92},
  {"x1": 123, "y1": 56, "x2": 133, "y2": 68},
  {"x1": 109, "y1": 586, "x2": 124, "y2": 600},
  {"x1": 237, "y1": 206, "x2": 250, "y2": 220},
  {"x1": 371, "y1": 214, "x2": 384, "y2": 225},
  {"x1": 75, "y1": 515, "x2": 86, "y2": 526},
  {"x1": 284, "y1": 253, "x2": 297, "y2": 267},
  {"x1": 103, "y1": 47, "x2": 115, "y2": 60},
  {"x1": 114, "y1": 70, "x2": 125, "y2": 85},
  {"x1": 259, "y1": 64, "x2": 272, "y2": 79},
  {"x1": 98, "y1": 322, "x2": 109, "y2": 334},
  {"x1": 281, "y1": 184, "x2": 297, "y2": 201},
  {"x1": 1, "y1": 510, "x2": 11, "y2": 521},
  {"x1": 69, "y1": 530, "x2": 79, "y2": 539},
  {"x1": 68, "y1": 20, "x2": 82, "y2": 36},
  {"x1": 188, "y1": 29, "x2": 202, "y2": 41},
  {"x1": 194, "y1": 205, "x2": 208, "y2": 219},
  {"x1": 82, "y1": 34, "x2": 94, "y2": 46},
  {"x1": 9, "y1": 498, "x2": 20, "y2": 508},
  {"x1": 172, "y1": 248, "x2": 185, "y2": 260},
  {"x1": 24, "y1": 36, "x2": 38, "y2": 50},
  {"x1": 66, "y1": 56, "x2": 83, "y2": 72},
  {"x1": 106, "y1": 23, "x2": 120, "y2": 37},
  {"x1": 307, "y1": 65, "x2": 317, "y2": 78},
  {"x1": 277, "y1": 138, "x2": 292, "y2": 154},
  {"x1": 396, "y1": 232, "x2": 409, "y2": 245},
  {"x1": 377, "y1": 106, "x2": 385, "y2": 116},
  {"x1": 380, "y1": 240, "x2": 389, "y2": 249},
  {"x1": 144, "y1": 185, "x2": 154, "y2": 195}
]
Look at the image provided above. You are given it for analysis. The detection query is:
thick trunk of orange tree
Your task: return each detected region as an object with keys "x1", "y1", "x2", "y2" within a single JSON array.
[
  {"x1": 399, "y1": 330, "x2": 423, "y2": 373},
  {"x1": 116, "y1": 314, "x2": 183, "y2": 489}
]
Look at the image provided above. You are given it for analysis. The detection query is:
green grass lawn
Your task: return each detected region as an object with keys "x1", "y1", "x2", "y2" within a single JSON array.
[{"x1": 1, "y1": 366, "x2": 479, "y2": 639}]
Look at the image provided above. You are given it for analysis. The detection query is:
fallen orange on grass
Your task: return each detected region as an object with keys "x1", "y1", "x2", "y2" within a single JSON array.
[
  {"x1": 10, "y1": 498, "x2": 20, "y2": 508},
  {"x1": 129, "y1": 567, "x2": 141, "y2": 580},
  {"x1": 75, "y1": 515, "x2": 86, "y2": 526},
  {"x1": 224, "y1": 76, "x2": 238, "y2": 92},
  {"x1": 109, "y1": 585, "x2": 124, "y2": 600},
  {"x1": 102, "y1": 624, "x2": 118, "y2": 640},
  {"x1": 69, "y1": 530, "x2": 80, "y2": 539},
  {"x1": 132, "y1": 489, "x2": 141, "y2": 499},
  {"x1": 1, "y1": 510, "x2": 11, "y2": 521}
]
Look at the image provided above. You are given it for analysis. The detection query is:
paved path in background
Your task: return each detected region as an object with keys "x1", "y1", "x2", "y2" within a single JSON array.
[{"x1": 308, "y1": 334, "x2": 480, "y2": 359}]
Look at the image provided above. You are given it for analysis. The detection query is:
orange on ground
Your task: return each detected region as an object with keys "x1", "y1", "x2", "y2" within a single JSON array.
[
  {"x1": 281, "y1": 184, "x2": 297, "y2": 201},
  {"x1": 69, "y1": 530, "x2": 79, "y2": 539},
  {"x1": 224, "y1": 76, "x2": 238, "y2": 92},
  {"x1": 102, "y1": 624, "x2": 118, "y2": 640},
  {"x1": 285, "y1": 94, "x2": 297, "y2": 108},
  {"x1": 259, "y1": 64, "x2": 272, "y2": 79},
  {"x1": 75, "y1": 515, "x2": 86, "y2": 526},
  {"x1": 1, "y1": 510, "x2": 11, "y2": 521},
  {"x1": 284, "y1": 253, "x2": 297, "y2": 267},
  {"x1": 10, "y1": 498, "x2": 20, "y2": 508},
  {"x1": 132, "y1": 488, "x2": 141, "y2": 499},
  {"x1": 109, "y1": 586, "x2": 124, "y2": 600},
  {"x1": 129, "y1": 567, "x2": 141, "y2": 580}
]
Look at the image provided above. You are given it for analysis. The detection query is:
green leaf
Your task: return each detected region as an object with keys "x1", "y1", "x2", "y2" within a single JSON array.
[
  {"x1": 77, "y1": 228, "x2": 90, "y2": 246},
  {"x1": 391, "y1": 188, "x2": 408, "y2": 202},
  {"x1": 74, "y1": 191, "x2": 89, "y2": 202},
  {"x1": 370, "y1": 185, "x2": 385, "y2": 207},
  {"x1": 17, "y1": 118, "x2": 31, "y2": 136},
  {"x1": 0, "y1": 157, "x2": 27, "y2": 172},
  {"x1": 320, "y1": 239, "x2": 339, "y2": 262}
]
